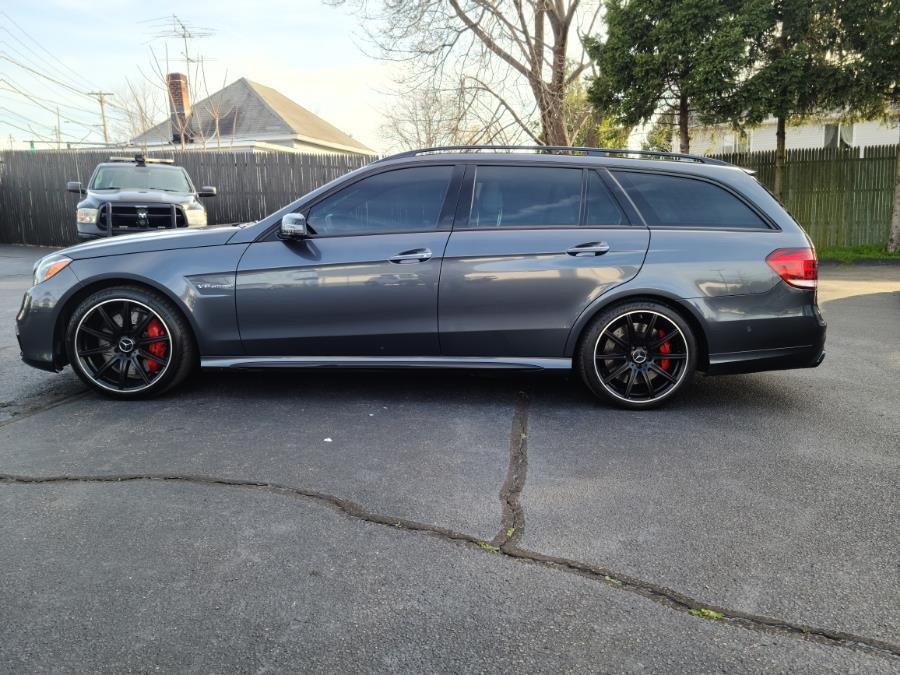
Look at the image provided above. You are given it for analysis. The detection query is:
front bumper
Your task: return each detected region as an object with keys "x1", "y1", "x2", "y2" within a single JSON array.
[{"x1": 16, "y1": 266, "x2": 81, "y2": 371}]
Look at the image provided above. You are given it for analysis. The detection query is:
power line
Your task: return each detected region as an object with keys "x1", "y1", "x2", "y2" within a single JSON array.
[
  {"x1": 0, "y1": 11, "x2": 101, "y2": 92},
  {"x1": 0, "y1": 107, "x2": 89, "y2": 140},
  {"x1": 0, "y1": 80, "x2": 104, "y2": 117},
  {"x1": 0, "y1": 53, "x2": 96, "y2": 100},
  {"x1": 0, "y1": 52, "x2": 130, "y2": 140},
  {"x1": 0, "y1": 52, "x2": 130, "y2": 118},
  {"x1": 0, "y1": 32, "x2": 98, "y2": 96},
  {"x1": 0, "y1": 85, "x2": 103, "y2": 130},
  {"x1": 0, "y1": 117, "x2": 53, "y2": 143}
]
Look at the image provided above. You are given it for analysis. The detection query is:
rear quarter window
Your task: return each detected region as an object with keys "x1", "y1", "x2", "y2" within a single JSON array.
[{"x1": 612, "y1": 171, "x2": 767, "y2": 229}]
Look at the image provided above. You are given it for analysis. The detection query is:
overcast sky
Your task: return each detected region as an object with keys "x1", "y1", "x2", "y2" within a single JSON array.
[{"x1": 1, "y1": 0, "x2": 397, "y2": 151}]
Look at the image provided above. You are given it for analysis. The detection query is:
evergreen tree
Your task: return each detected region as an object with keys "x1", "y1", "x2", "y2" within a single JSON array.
[
  {"x1": 718, "y1": 0, "x2": 845, "y2": 199},
  {"x1": 832, "y1": 0, "x2": 900, "y2": 251},
  {"x1": 586, "y1": 0, "x2": 751, "y2": 154}
]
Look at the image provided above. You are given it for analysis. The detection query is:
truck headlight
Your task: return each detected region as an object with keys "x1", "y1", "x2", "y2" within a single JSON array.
[
  {"x1": 184, "y1": 206, "x2": 207, "y2": 227},
  {"x1": 76, "y1": 208, "x2": 98, "y2": 224},
  {"x1": 33, "y1": 255, "x2": 72, "y2": 286}
]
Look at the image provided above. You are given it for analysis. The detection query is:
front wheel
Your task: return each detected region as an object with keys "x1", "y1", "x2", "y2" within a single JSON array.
[
  {"x1": 576, "y1": 301, "x2": 697, "y2": 409},
  {"x1": 65, "y1": 286, "x2": 196, "y2": 398}
]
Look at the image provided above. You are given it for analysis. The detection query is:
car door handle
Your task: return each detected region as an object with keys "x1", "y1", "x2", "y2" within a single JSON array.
[
  {"x1": 567, "y1": 242, "x2": 610, "y2": 256},
  {"x1": 389, "y1": 248, "x2": 432, "y2": 264}
]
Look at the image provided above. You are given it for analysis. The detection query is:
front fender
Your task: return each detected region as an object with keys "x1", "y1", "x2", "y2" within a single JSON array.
[{"x1": 66, "y1": 243, "x2": 249, "y2": 357}]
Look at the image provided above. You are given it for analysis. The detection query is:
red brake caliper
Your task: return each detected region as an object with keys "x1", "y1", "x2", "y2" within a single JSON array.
[
  {"x1": 144, "y1": 319, "x2": 167, "y2": 374},
  {"x1": 658, "y1": 329, "x2": 672, "y2": 371}
]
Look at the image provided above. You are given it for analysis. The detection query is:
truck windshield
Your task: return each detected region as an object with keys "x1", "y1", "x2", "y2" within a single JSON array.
[{"x1": 91, "y1": 166, "x2": 192, "y2": 193}]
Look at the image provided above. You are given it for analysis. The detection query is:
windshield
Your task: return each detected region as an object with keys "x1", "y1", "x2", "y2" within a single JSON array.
[{"x1": 90, "y1": 165, "x2": 193, "y2": 192}]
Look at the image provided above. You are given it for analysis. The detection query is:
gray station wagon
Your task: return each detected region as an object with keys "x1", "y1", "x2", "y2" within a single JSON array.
[{"x1": 17, "y1": 145, "x2": 825, "y2": 408}]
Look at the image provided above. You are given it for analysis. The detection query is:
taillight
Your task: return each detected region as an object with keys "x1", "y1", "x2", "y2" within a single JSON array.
[{"x1": 766, "y1": 247, "x2": 817, "y2": 289}]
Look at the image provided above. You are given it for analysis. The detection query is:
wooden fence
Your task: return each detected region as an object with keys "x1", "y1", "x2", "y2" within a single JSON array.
[
  {"x1": 0, "y1": 150, "x2": 374, "y2": 247},
  {"x1": 709, "y1": 145, "x2": 897, "y2": 248},
  {"x1": 1, "y1": 146, "x2": 896, "y2": 248}
]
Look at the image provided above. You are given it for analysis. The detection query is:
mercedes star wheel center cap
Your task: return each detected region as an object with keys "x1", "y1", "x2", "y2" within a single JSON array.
[{"x1": 118, "y1": 336, "x2": 135, "y2": 353}]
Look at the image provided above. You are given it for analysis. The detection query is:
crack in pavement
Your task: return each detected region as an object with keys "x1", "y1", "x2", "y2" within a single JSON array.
[
  {"x1": 491, "y1": 389, "x2": 529, "y2": 549},
  {"x1": 1, "y1": 389, "x2": 898, "y2": 660},
  {"x1": 0, "y1": 390, "x2": 88, "y2": 428},
  {"x1": 2, "y1": 469, "x2": 898, "y2": 660}
]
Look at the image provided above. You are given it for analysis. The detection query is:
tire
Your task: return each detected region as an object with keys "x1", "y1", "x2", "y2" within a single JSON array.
[
  {"x1": 65, "y1": 286, "x2": 197, "y2": 399},
  {"x1": 576, "y1": 301, "x2": 697, "y2": 409}
]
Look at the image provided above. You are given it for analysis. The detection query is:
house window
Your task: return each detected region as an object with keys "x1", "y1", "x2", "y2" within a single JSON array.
[
  {"x1": 824, "y1": 123, "x2": 854, "y2": 149},
  {"x1": 722, "y1": 131, "x2": 750, "y2": 153}
]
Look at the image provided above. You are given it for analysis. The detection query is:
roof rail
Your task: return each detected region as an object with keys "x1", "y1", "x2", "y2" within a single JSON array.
[{"x1": 377, "y1": 145, "x2": 730, "y2": 166}]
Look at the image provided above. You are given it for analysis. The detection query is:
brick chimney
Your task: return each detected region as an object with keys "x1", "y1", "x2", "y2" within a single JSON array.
[{"x1": 166, "y1": 73, "x2": 192, "y2": 144}]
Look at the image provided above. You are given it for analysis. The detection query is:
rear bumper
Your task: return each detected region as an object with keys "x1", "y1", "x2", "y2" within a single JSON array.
[
  {"x1": 706, "y1": 343, "x2": 825, "y2": 375},
  {"x1": 689, "y1": 284, "x2": 827, "y2": 376}
]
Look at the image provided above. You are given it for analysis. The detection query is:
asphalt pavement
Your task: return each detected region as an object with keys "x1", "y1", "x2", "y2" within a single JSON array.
[{"x1": 0, "y1": 244, "x2": 897, "y2": 672}]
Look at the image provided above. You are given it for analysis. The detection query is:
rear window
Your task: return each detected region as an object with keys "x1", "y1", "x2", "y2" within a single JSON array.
[
  {"x1": 469, "y1": 166, "x2": 581, "y2": 228},
  {"x1": 612, "y1": 171, "x2": 767, "y2": 229}
]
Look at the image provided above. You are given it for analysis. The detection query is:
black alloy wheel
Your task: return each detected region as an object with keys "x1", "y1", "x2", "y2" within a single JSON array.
[
  {"x1": 578, "y1": 302, "x2": 697, "y2": 408},
  {"x1": 66, "y1": 287, "x2": 196, "y2": 398}
]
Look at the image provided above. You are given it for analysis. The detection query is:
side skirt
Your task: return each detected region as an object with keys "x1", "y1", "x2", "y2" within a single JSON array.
[{"x1": 200, "y1": 356, "x2": 572, "y2": 372}]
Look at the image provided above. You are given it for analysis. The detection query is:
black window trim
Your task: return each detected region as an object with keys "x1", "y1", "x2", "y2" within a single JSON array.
[
  {"x1": 608, "y1": 168, "x2": 780, "y2": 232},
  {"x1": 453, "y1": 163, "x2": 635, "y2": 232},
  {"x1": 263, "y1": 163, "x2": 463, "y2": 241}
]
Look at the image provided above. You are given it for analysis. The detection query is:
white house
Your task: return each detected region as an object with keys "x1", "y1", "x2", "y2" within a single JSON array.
[{"x1": 680, "y1": 115, "x2": 899, "y2": 155}]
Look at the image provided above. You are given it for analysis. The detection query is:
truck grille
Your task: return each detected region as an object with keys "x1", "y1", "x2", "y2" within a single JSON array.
[{"x1": 99, "y1": 203, "x2": 186, "y2": 233}]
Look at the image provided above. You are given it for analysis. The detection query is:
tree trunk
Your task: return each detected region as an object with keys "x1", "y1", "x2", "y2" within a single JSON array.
[
  {"x1": 678, "y1": 93, "x2": 690, "y2": 154},
  {"x1": 888, "y1": 141, "x2": 900, "y2": 253},
  {"x1": 541, "y1": 13, "x2": 570, "y2": 147},
  {"x1": 542, "y1": 100, "x2": 569, "y2": 146},
  {"x1": 774, "y1": 116, "x2": 786, "y2": 201}
]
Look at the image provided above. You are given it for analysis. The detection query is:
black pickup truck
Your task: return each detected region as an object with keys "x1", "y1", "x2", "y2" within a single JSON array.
[{"x1": 67, "y1": 155, "x2": 217, "y2": 240}]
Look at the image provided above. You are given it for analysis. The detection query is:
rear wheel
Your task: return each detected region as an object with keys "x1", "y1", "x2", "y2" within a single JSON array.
[
  {"x1": 65, "y1": 286, "x2": 196, "y2": 398},
  {"x1": 576, "y1": 301, "x2": 697, "y2": 409}
]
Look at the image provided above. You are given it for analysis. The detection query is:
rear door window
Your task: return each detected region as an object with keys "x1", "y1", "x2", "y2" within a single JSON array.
[
  {"x1": 612, "y1": 171, "x2": 767, "y2": 229},
  {"x1": 469, "y1": 166, "x2": 581, "y2": 228}
]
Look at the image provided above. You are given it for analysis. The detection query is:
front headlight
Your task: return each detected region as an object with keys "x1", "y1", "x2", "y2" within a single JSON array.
[
  {"x1": 76, "y1": 208, "x2": 98, "y2": 224},
  {"x1": 33, "y1": 255, "x2": 72, "y2": 286},
  {"x1": 184, "y1": 205, "x2": 207, "y2": 227}
]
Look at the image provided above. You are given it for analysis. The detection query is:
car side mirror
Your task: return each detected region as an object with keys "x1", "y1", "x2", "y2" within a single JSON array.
[
  {"x1": 198, "y1": 186, "x2": 217, "y2": 197},
  {"x1": 67, "y1": 181, "x2": 85, "y2": 195},
  {"x1": 279, "y1": 213, "x2": 309, "y2": 239}
]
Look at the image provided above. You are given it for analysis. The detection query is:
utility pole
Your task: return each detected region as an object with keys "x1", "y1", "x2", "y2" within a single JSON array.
[
  {"x1": 88, "y1": 91, "x2": 114, "y2": 144},
  {"x1": 55, "y1": 107, "x2": 61, "y2": 150}
]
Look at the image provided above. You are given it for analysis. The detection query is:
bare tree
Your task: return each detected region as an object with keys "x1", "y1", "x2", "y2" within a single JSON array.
[
  {"x1": 114, "y1": 78, "x2": 165, "y2": 144},
  {"x1": 381, "y1": 71, "x2": 536, "y2": 149},
  {"x1": 330, "y1": 1, "x2": 602, "y2": 146},
  {"x1": 129, "y1": 44, "x2": 235, "y2": 150}
]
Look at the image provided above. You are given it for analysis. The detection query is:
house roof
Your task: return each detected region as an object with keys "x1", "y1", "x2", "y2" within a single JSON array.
[{"x1": 132, "y1": 77, "x2": 373, "y2": 154}]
